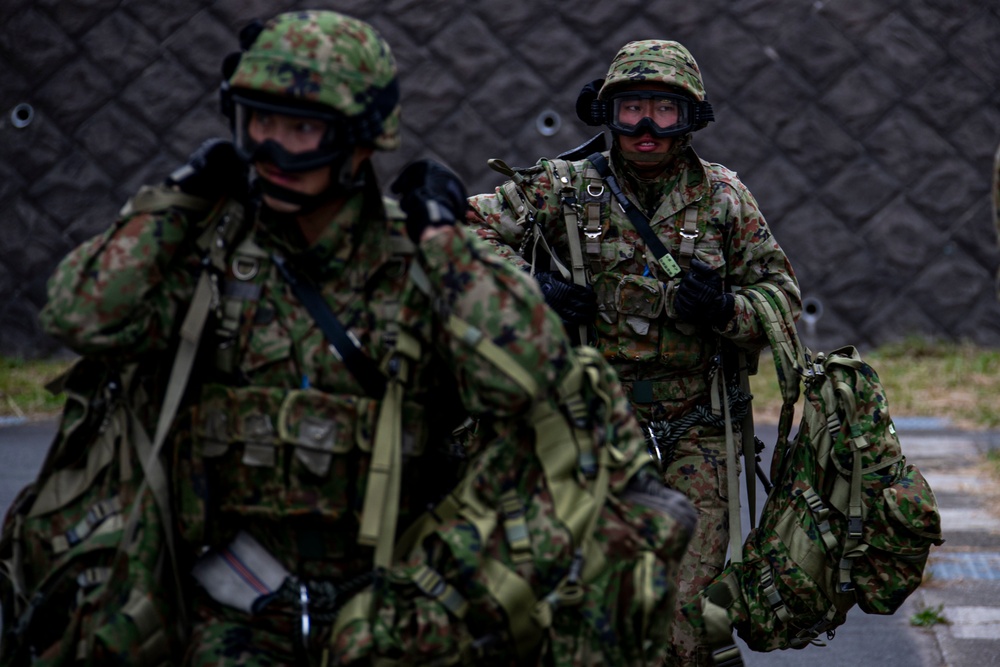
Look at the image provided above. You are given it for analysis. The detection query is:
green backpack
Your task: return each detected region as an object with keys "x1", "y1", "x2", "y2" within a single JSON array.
[
  {"x1": 0, "y1": 189, "x2": 242, "y2": 666},
  {"x1": 0, "y1": 358, "x2": 185, "y2": 666},
  {"x1": 322, "y1": 287, "x2": 698, "y2": 667},
  {"x1": 686, "y1": 285, "x2": 944, "y2": 664}
]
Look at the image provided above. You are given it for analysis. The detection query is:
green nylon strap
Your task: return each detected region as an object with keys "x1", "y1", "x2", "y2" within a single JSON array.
[
  {"x1": 500, "y1": 490, "x2": 533, "y2": 565},
  {"x1": 358, "y1": 368, "x2": 405, "y2": 568},
  {"x1": 479, "y1": 557, "x2": 544, "y2": 659},
  {"x1": 411, "y1": 564, "x2": 469, "y2": 618},
  {"x1": 719, "y1": 363, "x2": 743, "y2": 565},
  {"x1": 551, "y1": 159, "x2": 590, "y2": 346},
  {"x1": 677, "y1": 206, "x2": 700, "y2": 271},
  {"x1": 532, "y1": 402, "x2": 596, "y2": 546},
  {"x1": 802, "y1": 487, "x2": 839, "y2": 553},
  {"x1": 444, "y1": 314, "x2": 540, "y2": 398}
]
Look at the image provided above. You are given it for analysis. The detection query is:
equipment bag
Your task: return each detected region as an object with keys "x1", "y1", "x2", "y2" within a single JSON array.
[
  {"x1": 686, "y1": 285, "x2": 944, "y2": 664},
  {"x1": 0, "y1": 360, "x2": 184, "y2": 666},
  {"x1": 326, "y1": 262, "x2": 699, "y2": 667},
  {"x1": 0, "y1": 189, "x2": 242, "y2": 666}
]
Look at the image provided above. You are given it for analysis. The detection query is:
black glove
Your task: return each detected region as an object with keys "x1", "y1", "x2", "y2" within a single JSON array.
[
  {"x1": 390, "y1": 159, "x2": 470, "y2": 243},
  {"x1": 166, "y1": 138, "x2": 247, "y2": 200},
  {"x1": 535, "y1": 271, "x2": 598, "y2": 326},
  {"x1": 673, "y1": 259, "x2": 735, "y2": 328}
]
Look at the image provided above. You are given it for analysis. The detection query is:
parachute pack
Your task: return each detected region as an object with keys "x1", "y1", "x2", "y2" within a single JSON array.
[
  {"x1": 304, "y1": 256, "x2": 699, "y2": 666},
  {"x1": 686, "y1": 285, "x2": 944, "y2": 664}
]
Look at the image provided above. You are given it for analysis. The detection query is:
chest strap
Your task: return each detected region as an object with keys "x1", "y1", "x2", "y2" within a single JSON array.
[{"x1": 588, "y1": 153, "x2": 694, "y2": 278}]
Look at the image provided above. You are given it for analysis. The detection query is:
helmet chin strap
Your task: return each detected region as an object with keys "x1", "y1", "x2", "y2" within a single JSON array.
[{"x1": 255, "y1": 151, "x2": 363, "y2": 215}]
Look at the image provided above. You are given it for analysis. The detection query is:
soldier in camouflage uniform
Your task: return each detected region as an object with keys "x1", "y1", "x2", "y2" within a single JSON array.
[
  {"x1": 466, "y1": 40, "x2": 801, "y2": 666},
  {"x1": 40, "y1": 10, "x2": 581, "y2": 666}
]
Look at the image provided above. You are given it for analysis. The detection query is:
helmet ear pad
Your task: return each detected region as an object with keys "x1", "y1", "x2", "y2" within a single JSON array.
[{"x1": 575, "y1": 78, "x2": 609, "y2": 126}]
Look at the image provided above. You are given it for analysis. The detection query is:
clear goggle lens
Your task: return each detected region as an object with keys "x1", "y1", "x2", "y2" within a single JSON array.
[
  {"x1": 609, "y1": 92, "x2": 695, "y2": 138},
  {"x1": 232, "y1": 96, "x2": 342, "y2": 172}
]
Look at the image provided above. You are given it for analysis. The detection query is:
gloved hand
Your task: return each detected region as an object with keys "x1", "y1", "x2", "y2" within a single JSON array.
[
  {"x1": 535, "y1": 271, "x2": 598, "y2": 325},
  {"x1": 166, "y1": 138, "x2": 247, "y2": 200},
  {"x1": 673, "y1": 259, "x2": 735, "y2": 328},
  {"x1": 390, "y1": 159, "x2": 470, "y2": 243}
]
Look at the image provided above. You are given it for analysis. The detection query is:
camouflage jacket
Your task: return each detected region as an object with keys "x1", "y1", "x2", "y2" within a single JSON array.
[
  {"x1": 40, "y1": 172, "x2": 574, "y2": 577},
  {"x1": 468, "y1": 146, "x2": 801, "y2": 421}
]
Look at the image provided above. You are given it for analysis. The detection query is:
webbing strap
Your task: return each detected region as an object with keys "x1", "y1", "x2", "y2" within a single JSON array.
[
  {"x1": 719, "y1": 367, "x2": 743, "y2": 565},
  {"x1": 411, "y1": 564, "x2": 469, "y2": 618},
  {"x1": 678, "y1": 206, "x2": 700, "y2": 270},
  {"x1": 801, "y1": 487, "x2": 838, "y2": 553},
  {"x1": 358, "y1": 332, "x2": 418, "y2": 568},
  {"x1": 500, "y1": 490, "x2": 533, "y2": 564},
  {"x1": 758, "y1": 563, "x2": 791, "y2": 624},
  {"x1": 480, "y1": 558, "x2": 544, "y2": 659},
  {"x1": 581, "y1": 165, "x2": 604, "y2": 276},
  {"x1": 273, "y1": 252, "x2": 387, "y2": 399},
  {"x1": 586, "y1": 152, "x2": 681, "y2": 278},
  {"x1": 443, "y1": 314, "x2": 540, "y2": 398},
  {"x1": 552, "y1": 159, "x2": 590, "y2": 346},
  {"x1": 51, "y1": 496, "x2": 124, "y2": 554}
]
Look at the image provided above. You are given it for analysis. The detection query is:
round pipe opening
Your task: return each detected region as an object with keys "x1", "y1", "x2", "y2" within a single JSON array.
[
  {"x1": 11, "y1": 103, "x2": 34, "y2": 129},
  {"x1": 535, "y1": 109, "x2": 562, "y2": 137}
]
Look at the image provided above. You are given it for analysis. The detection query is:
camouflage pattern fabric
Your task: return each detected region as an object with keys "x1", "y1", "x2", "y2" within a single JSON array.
[
  {"x1": 39, "y1": 165, "x2": 577, "y2": 664},
  {"x1": 599, "y1": 40, "x2": 707, "y2": 104},
  {"x1": 468, "y1": 145, "x2": 800, "y2": 664},
  {"x1": 228, "y1": 10, "x2": 401, "y2": 150},
  {"x1": 0, "y1": 358, "x2": 184, "y2": 666},
  {"x1": 328, "y1": 347, "x2": 697, "y2": 666}
]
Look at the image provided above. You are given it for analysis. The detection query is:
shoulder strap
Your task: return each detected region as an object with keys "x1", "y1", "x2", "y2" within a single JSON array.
[
  {"x1": 271, "y1": 252, "x2": 387, "y2": 399},
  {"x1": 586, "y1": 153, "x2": 682, "y2": 278}
]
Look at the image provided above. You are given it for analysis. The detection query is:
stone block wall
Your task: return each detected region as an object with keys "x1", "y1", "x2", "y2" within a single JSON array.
[{"x1": 2, "y1": 0, "x2": 999, "y2": 358}]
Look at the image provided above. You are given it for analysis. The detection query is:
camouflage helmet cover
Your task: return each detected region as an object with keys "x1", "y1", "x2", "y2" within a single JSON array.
[
  {"x1": 599, "y1": 40, "x2": 707, "y2": 103},
  {"x1": 229, "y1": 10, "x2": 401, "y2": 150}
]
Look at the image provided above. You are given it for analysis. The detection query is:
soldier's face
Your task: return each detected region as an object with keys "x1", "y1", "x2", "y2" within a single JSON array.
[{"x1": 614, "y1": 82, "x2": 676, "y2": 168}]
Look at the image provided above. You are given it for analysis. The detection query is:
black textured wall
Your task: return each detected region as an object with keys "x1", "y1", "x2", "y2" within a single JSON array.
[{"x1": 3, "y1": 0, "x2": 999, "y2": 358}]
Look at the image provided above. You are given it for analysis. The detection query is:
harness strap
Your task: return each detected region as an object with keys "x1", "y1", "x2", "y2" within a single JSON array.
[
  {"x1": 586, "y1": 152, "x2": 682, "y2": 278},
  {"x1": 550, "y1": 159, "x2": 590, "y2": 346},
  {"x1": 358, "y1": 328, "x2": 419, "y2": 568},
  {"x1": 580, "y1": 163, "x2": 606, "y2": 277},
  {"x1": 678, "y1": 206, "x2": 700, "y2": 270},
  {"x1": 272, "y1": 252, "x2": 387, "y2": 399}
]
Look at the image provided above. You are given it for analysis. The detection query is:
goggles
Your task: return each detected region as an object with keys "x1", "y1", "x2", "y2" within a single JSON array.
[
  {"x1": 232, "y1": 94, "x2": 350, "y2": 173},
  {"x1": 607, "y1": 91, "x2": 710, "y2": 138}
]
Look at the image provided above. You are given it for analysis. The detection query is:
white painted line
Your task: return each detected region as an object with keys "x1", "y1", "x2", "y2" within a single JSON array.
[{"x1": 945, "y1": 606, "x2": 1000, "y2": 640}]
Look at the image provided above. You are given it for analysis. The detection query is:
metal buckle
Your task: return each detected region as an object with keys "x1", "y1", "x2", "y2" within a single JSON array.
[{"x1": 299, "y1": 583, "x2": 311, "y2": 651}]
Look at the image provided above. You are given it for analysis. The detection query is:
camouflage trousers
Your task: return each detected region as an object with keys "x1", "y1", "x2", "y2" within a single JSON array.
[{"x1": 658, "y1": 425, "x2": 735, "y2": 667}]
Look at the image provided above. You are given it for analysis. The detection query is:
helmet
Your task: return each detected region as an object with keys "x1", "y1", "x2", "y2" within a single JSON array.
[
  {"x1": 221, "y1": 10, "x2": 401, "y2": 173},
  {"x1": 576, "y1": 40, "x2": 714, "y2": 137},
  {"x1": 600, "y1": 40, "x2": 707, "y2": 102}
]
